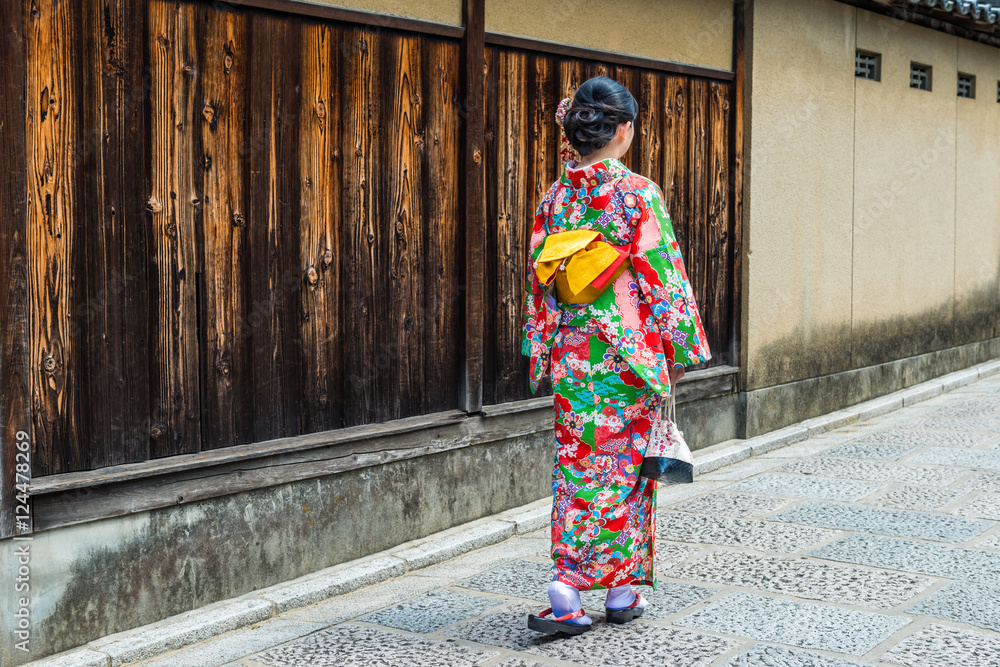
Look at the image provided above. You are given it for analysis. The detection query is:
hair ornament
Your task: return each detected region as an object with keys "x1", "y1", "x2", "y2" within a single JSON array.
[{"x1": 555, "y1": 94, "x2": 580, "y2": 166}]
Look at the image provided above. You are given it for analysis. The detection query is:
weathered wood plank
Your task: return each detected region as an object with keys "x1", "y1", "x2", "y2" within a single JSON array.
[
  {"x1": 81, "y1": 0, "x2": 151, "y2": 467},
  {"x1": 687, "y1": 79, "x2": 710, "y2": 342},
  {"x1": 707, "y1": 81, "x2": 731, "y2": 366},
  {"x1": 199, "y1": 5, "x2": 252, "y2": 448},
  {"x1": 248, "y1": 12, "x2": 302, "y2": 439},
  {"x1": 341, "y1": 25, "x2": 382, "y2": 425},
  {"x1": 491, "y1": 49, "x2": 529, "y2": 404},
  {"x1": 460, "y1": 0, "x2": 486, "y2": 413},
  {"x1": 421, "y1": 37, "x2": 462, "y2": 413},
  {"x1": 1, "y1": 0, "x2": 30, "y2": 536},
  {"x1": 383, "y1": 31, "x2": 426, "y2": 418},
  {"x1": 636, "y1": 71, "x2": 662, "y2": 184},
  {"x1": 299, "y1": 21, "x2": 341, "y2": 433},
  {"x1": 27, "y1": 0, "x2": 86, "y2": 475},
  {"x1": 662, "y1": 75, "x2": 690, "y2": 259},
  {"x1": 149, "y1": 0, "x2": 202, "y2": 457}
]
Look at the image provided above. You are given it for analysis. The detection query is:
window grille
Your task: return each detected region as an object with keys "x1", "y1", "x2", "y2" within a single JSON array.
[
  {"x1": 958, "y1": 73, "x2": 975, "y2": 98},
  {"x1": 910, "y1": 63, "x2": 931, "y2": 91},
  {"x1": 855, "y1": 51, "x2": 880, "y2": 81}
]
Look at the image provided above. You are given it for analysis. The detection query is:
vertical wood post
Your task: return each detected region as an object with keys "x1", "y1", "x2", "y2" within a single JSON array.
[
  {"x1": 460, "y1": 0, "x2": 486, "y2": 414},
  {"x1": 731, "y1": 0, "x2": 747, "y2": 431},
  {"x1": 1, "y1": 2, "x2": 30, "y2": 538}
]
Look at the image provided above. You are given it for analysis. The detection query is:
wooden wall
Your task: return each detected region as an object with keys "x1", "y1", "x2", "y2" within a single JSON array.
[
  {"x1": 482, "y1": 48, "x2": 735, "y2": 404},
  {"x1": 4, "y1": 0, "x2": 736, "y2": 481},
  {"x1": 18, "y1": 0, "x2": 463, "y2": 476}
]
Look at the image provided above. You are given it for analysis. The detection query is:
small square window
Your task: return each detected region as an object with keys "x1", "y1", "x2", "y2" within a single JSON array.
[
  {"x1": 996, "y1": 80, "x2": 1000, "y2": 103},
  {"x1": 910, "y1": 63, "x2": 932, "y2": 91},
  {"x1": 958, "y1": 73, "x2": 975, "y2": 98},
  {"x1": 856, "y1": 50, "x2": 881, "y2": 81}
]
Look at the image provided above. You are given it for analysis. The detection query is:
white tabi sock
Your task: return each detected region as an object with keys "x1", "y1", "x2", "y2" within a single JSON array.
[
  {"x1": 605, "y1": 584, "x2": 650, "y2": 610},
  {"x1": 548, "y1": 581, "x2": 592, "y2": 625}
]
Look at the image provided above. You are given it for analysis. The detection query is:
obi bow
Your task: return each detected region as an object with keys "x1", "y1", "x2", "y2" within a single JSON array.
[{"x1": 534, "y1": 230, "x2": 632, "y2": 304}]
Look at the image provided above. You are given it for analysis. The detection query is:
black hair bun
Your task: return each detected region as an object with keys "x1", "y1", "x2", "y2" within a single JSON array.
[{"x1": 562, "y1": 76, "x2": 638, "y2": 157}]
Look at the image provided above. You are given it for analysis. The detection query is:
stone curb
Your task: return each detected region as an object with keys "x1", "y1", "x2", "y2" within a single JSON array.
[{"x1": 24, "y1": 357, "x2": 1000, "y2": 667}]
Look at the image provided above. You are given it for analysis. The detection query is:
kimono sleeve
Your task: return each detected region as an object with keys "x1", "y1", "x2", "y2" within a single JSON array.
[
  {"x1": 520, "y1": 188, "x2": 559, "y2": 393},
  {"x1": 627, "y1": 180, "x2": 712, "y2": 368}
]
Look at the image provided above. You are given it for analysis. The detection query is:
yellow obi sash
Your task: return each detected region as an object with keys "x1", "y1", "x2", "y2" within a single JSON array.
[{"x1": 535, "y1": 230, "x2": 632, "y2": 304}]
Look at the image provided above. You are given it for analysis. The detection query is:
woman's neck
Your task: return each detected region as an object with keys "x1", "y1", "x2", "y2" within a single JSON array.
[{"x1": 575, "y1": 150, "x2": 617, "y2": 169}]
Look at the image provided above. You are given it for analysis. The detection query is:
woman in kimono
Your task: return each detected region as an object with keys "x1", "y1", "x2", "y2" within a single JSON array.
[{"x1": 522, "y1": 76, "x2": 712, "y2": 634}]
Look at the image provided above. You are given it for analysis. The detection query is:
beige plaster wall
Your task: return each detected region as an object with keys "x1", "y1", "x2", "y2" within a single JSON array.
[
  {"x1": 300, "y1": 0, "x2": 463, "y2": 26},
  {"x1": 743, "y1": 0, "x2": 857, "y2": 388},
  {"x1": 955, "y1": 39, "x2": 1000, "y2": 341},
  {"x1": 744, "y1": 0, "x2": 1000, "y2": 391},
  {"x1": 851, "y1": 12, "x2": 958, "y2": 366},
  {"x1": 485, "y1": 0, "x2": 733, "y2": 71}
]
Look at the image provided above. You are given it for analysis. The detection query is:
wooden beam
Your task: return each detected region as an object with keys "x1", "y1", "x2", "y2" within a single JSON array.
[
  {"x1": 485, "y1": 33, "x2": 736, "y2": 82},
  {"x1": 0, "y1": 0, "x2": 29, "y2": 538},
  {"x1": 215, "y1": 0, "x2": 465, "y2": 39},
  {"x1": 460, "y1": 0, "x2": 486, "y2": 414}
]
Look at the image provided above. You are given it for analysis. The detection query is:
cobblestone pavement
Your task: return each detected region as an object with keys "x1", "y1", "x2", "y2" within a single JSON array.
[{"x1": 139, "y1": 373, "x2": 1000, "y2": 666}]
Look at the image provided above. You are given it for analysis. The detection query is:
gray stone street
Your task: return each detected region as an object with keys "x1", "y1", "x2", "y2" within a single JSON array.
[{"x1": 53, "y1": 371, "x2": 1000, "y2": 666}]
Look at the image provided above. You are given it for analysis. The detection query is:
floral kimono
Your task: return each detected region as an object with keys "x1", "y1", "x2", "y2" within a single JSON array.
[{"x1": 521, "y1": 156, "x2": 711, "y2": 591}]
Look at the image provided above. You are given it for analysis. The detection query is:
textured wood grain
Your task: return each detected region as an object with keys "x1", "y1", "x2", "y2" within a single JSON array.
[
  {"x1": 341, "y1": 25, "x2": 381, "y2": 424},
  {"x1": 27, "y1": 0, "x2": 85, "y2": 475},
  {"x1": 248, "y1": 11, "x2": 302, "y2": 440},
  {"x1": 199, "y1": 6, "x2": 252, "y2": 448},
  {"x1": 81, "y1": 0, "x2": 152, "y2": 467},
  {"x1": 1, "y1": 0, "x2": 29, "y2": 536},
  {"x1": 707, "y1": 81, "x2": 731, "y2": 367},
  {"x1": 687, "y1": 78, "x2": 710, "y2": 312},
  {"x1": 637, "y1": 71, "x2": 662, "y2": 185},
  {"x1": 731, "y1": 0, "x2": 746, "y2": 379},
  {"x1": 663, "y1": 76, "x2": 690, "y2": 259},
  {"x1": 384, "y1": 32, "x2": 426, "y2": 418},
  {"x1": 149, "y1": 1, "x2": 202, "y2": 457},
  {"x1": 422, "y1": 38, "x2": 462, "y2": 413},
  {"x1": 299, "y1": 21, "x2": 341, "y2": 433}
]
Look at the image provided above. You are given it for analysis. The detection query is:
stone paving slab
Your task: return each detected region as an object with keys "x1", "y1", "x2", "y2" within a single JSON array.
[
  {"x1": 923, "y1": 397, "x2": 1000, "y2": 417},
  {"x1": 283, "y1": 575, "x2": 450, "y2": 624},
  {"x1": 409, "y1": 535, "x2": 551, "y2": 580},
  {"x1": 674, "y1": 592, "x2": 910, "y2": 655},
  {"x1": 863, "y1": 485, "x2": 964, "y2": 511},
  {"x1": 256, "y1": 556, "x2": 405, "y2": 613},
  {"x1": 908, "y1": 447, "x2": 1000, "y2": 470},
  {"x1": 776, "y1": 457, "x2": 966, "y2": 485},
  {"x1": 810, "y1": 534, "x2": 1000, "y2": 585},
  {"x1": 818, "y1": 442, "x2": 915, "y2": 460},
  {"x1": 893, "y1": 416, "x2": 1000, "y2": 432},
  {"x1": 134, "y1": 620, "x2": 327, "y2": 667},
  {"x1": 671, "y1": 490, "x2": 789, "y2": 517},
  {"x1": 904, "y1": 580, "x2": 1000, "y2": 632},
  {"x1": 954, "y1": 470, "x2": 1000, "y2": 492},
  {"x1": 766, "y1": 500, "x2": 994, "y2": 543},
  {"x1": 672, "y1": 550, "x2": 933, "y2": 609},
  {"x1": 951, "y1": 492, "x2": 1000, "y2": 520},
  {"x1": 697, "y1": 457, "x2": 795, "y2": 481},
  {"x1": 443, "y1": 602, "x2": 741, "y2": 667},
  {"x1": 721, "y1": 644, "x2": 870, "y2": 667},
  {"x1": 457, "y1": 559, "x2": 552, "y2": 603},
  {"x1": 729, "y1": 473, "x2": 884, "y2": 502},
  {"x1": 250, "y1": 623, "x2": 497, "y2": 666},
  {"x1": 23, "y1": 651, "x2": 109, "y2": 667},
  {"x1": 625, "y1": 581, "x2": 719, "y2": 620},
  {"x1": 879, "y1": 623, "x2": 1000, "y2": 666},
  {"x1": 356, "y1": 589, "x2": 504, "y2": 633},
  {"x1": 657, "y1": 511, "x2": 840, "y2": 554},
  {"x1": 854, "y1": 428, "x2": 1000, "y2": 448}
]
